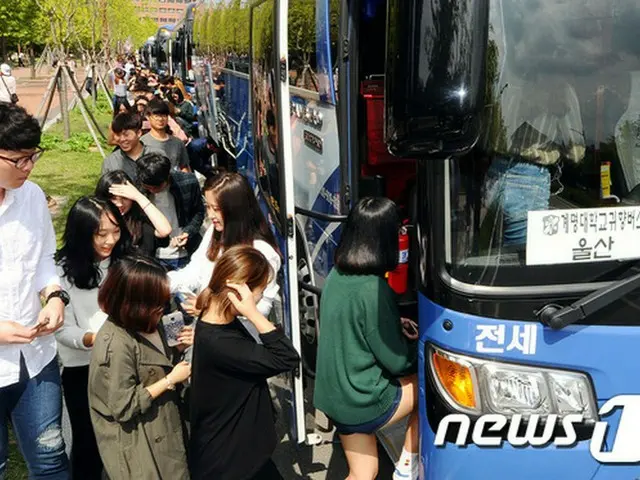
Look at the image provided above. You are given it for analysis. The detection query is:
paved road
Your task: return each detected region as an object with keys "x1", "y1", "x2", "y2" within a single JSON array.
[
  {"x1": 59, "y1": 373, "x2": 398, "y2": 479},
  {"x1": 270, "y1": 375, "x2": 397, "y2": 479},
  {"x1": 11, "y1": 66, "x2": 88, "y2": 122}
]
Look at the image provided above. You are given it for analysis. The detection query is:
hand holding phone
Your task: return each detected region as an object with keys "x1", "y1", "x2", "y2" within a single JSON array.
[
  {"x1": 175, "y1": 292, "x2": 199, "y2": 318},
  {"x1": 162, "y1": 312, "x2": 186, "y2": 347}
]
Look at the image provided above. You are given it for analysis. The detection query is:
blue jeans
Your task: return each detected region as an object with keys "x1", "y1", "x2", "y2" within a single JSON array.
[
  {"x1": 482, "y1": 157, "x2": 551, "y2": 246},
  {"x1": 0, "y1": 356, "x2": 69, "y2": 479},
  {"x1": 158, "y1": 256, "x2": 190, "y2": 272}
]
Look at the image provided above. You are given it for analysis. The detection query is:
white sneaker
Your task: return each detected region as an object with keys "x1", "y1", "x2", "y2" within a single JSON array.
[{"x1": 393, "y1": 460, "x2": 419, "y2": 480}]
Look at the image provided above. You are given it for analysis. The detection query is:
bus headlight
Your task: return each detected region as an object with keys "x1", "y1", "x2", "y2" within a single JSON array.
[{"x1": 429, "y1": 345, "x2": 597, "y2": 421}]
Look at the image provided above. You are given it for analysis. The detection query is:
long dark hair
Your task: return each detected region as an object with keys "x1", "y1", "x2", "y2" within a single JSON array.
[
  {"x1": 56, "y1": 196, "x2": 133, "y2": 289},
  {"x1": 95, "y1": 170, "x2": 145, "y2": 245},
  {"x1": 203, "y1": 172, "x2": 279, "y2": 261},
  {"x1": 334, "y1": 197, "x2": 400, "y2": 276}
]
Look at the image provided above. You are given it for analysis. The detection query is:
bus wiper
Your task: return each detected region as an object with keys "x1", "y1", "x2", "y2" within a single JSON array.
[{"x1": 537, "y1": 271, "x2": 640, "y2": 329}]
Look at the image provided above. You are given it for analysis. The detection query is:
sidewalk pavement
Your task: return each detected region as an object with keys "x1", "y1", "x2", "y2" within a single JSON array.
[{"x1": 10, "y1": 66, "x2": 88, "y2": 122}]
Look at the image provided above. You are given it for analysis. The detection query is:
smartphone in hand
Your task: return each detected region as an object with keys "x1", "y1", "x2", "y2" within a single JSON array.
[
  {"x1": 174, "y1": 292, "x2": 196, "y2": 323},
  {"x1": 162, "y1": 312, "x2": 186, "y2": 347}
]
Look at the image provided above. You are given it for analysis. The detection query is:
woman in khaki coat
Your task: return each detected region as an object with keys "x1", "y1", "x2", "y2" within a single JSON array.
[{"x1": 88, "y1": 256, "x2": 193, "y2": 480}]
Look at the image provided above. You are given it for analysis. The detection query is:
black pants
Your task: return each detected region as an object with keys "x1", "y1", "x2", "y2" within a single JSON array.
[
  {"x1": 249, "y1": 459, "x2": 283, "y2": 480},
  {"x1": 62, "y1": 365, "x2": 103, "y2": 480}
]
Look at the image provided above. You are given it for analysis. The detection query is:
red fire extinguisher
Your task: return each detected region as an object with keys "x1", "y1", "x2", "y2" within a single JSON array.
[{"x1": 388, "y1": 222, "x2": 409, "y2": 295}]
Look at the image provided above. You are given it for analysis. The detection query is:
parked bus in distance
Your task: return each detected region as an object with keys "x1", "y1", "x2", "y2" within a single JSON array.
[
  {"x1": 153, "y1": 24, "x2": 175, "y2": 74},
  {"x1": 178, "y1": 0, "x2": 640, "y2": 478},
  {"x1": 167, "y1": 2, "x2": 197, "y2": 85}
]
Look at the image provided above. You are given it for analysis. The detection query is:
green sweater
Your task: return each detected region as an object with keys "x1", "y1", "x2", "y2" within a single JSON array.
[{"x1": 313, "y1": 269, "x2": 416, "y2": 425}]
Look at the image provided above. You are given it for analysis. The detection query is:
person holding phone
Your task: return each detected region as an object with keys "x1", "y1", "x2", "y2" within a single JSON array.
[
  {"x1": 55, "y1": 196, "x2": 134, "y2": 479},
  {"x1": 0, "y1": 103, "x2": 70, "y2": 478},
  {"x1": 89, "y1": 255, "x2": 191, "y2": 480},
  {"x1": 314, "y1": 197, "x2": 419, "y2": 480},
  {"x1": 169, "y1": 172, "x2": 281, "y2": 321},
  {"x1": 95, "y1": 170, "x2": 172, "y2": 257},
  {"x1": 189, "y1": 245, "x2": 300, "y2": 479}
]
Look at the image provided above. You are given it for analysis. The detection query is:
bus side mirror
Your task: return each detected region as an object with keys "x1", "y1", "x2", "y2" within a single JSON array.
[{"x1": 385, "y1": 0, "x2": 490, "y2": 158}]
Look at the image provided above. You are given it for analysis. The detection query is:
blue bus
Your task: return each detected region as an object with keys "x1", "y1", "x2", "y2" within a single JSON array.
[
  {"x1": 153, "y1": 24, "x2": 176, "y2": 74},
  {"x1": 183, "y1": 0, "x2": 640, "y2": 477},
  {"x1": 167, "y1": 3, "x2": 198, "y2": 85}
]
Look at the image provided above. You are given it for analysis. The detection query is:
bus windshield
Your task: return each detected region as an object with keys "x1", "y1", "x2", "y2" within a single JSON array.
[{"x1": 447, "y1": 0, "x2": 640, "y2": 287}]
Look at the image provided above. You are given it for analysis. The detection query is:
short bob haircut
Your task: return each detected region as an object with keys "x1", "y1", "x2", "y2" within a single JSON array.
[
  {"x1": 334, "y1": 197, "x2": 400, "y2": 276},
  {"x1": 98, "y1": 255, "x2": 170, "y2": 333}
]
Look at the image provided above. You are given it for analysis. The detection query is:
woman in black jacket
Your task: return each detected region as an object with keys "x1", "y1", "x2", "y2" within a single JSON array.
[{"x1": 189, "y1": 245, "x2": 300, "y2": 480}]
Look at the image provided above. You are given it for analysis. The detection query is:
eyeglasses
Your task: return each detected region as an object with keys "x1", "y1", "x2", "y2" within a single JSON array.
[{"x1": 0, "y1": 148, "x2": 44, "y2": 170}]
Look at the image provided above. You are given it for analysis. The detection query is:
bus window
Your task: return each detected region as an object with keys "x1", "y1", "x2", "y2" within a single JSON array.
[
  {"x1": 251, "y1": 0, "x2": 282, "y2": 229},
  {"x1": 288, "y1": 0, "x2": 318, "y2": 91},
  {"x1": 445, "y1": 0, "x2": 640, "y2": 289},
  {"x1": 287, "y1": 0, "x2": 339, "y2": 94}
]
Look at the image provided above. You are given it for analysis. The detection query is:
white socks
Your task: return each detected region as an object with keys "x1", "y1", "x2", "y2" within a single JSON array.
[{"x1": 393, "y1": 447, "x2": 419, "y2": 480}]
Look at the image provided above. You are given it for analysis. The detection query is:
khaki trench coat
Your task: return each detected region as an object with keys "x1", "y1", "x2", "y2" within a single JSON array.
[{"x1": 88, "y1": 318, "x2": 189, "y2": 480}]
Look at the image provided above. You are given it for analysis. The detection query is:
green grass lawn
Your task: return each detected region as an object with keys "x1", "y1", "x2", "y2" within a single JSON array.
[
  {"x1": 32, "y1": 96, "x2": 113, "y2": 245},
  {"x1": 6, "y1": 429, "x2": 27, "y2": 480},
  {"x1": 6, "y1": 95, "x2": 112, "y2": 479}
]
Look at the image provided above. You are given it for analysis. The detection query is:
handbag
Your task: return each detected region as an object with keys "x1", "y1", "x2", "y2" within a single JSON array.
[{"x1": 0, "y1": 76, "x2": 18, "y2": 104}]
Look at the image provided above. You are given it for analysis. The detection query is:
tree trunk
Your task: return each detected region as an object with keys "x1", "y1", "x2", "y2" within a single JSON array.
[
  {"x1": 58, "y1": 69, "x2": 71, "y2": 140},
  {"x1": 0, "y1": 37, "x2": 7, "y2": 63},
  {"x1": 91, "y1": 65, "x2": 97, "y2": 109},
  {"x1": 29, "y1": 46, "x2": 36, "y2": 79}
]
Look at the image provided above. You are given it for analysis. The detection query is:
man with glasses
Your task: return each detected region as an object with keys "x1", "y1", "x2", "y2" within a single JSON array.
[
  {"x1": 0, "y1": 103, "x2": 70, "y2": 478},
  {"x1": 141, "y1": 98, "x2": 191, "y2": 172}
]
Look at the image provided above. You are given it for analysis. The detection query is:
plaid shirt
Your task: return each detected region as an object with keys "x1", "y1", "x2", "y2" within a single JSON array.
[{"x1": 164, "y1": 171, "x2": 205, "y2": 254}]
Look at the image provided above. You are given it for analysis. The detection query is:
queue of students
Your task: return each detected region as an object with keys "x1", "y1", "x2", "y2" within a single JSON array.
[
  {"x1": 109, "y1": 58, "x2": 213, "y2": 180},
  {"x1": 0, "y1": 100, "x2": 421, "y2": 480},
  {"x1": 0, "y1": 103, "x2": 299, "y2": 480}
]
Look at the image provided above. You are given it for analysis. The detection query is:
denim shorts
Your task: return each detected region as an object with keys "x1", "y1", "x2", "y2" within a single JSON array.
[{"x1": 332, "y1": 386, "x2": 402, "y2": 435}]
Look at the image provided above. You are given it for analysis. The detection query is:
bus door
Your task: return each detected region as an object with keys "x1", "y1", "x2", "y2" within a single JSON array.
[{"x1": 249, "y1": 0, "x2": 307, "y2": 445}]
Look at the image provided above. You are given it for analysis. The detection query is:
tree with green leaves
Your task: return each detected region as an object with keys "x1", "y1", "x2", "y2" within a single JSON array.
[
  {"x1": 0, "y1": 0, "x2": 47, "y2": 72},
  {"x1": 288, "y1": 0, "x2": 315, "y2": 90}
]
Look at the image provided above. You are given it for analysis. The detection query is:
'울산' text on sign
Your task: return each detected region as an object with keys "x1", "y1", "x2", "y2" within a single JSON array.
[{"x1": 526, "y1": 207, "x2": 640, "y2": 265}]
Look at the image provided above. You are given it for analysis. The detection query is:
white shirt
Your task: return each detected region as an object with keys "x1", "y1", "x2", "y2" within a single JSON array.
[
  {"x1": 0, "y1": 181, "x2": 60, "y2": 387},
  {"x1": 0, "y1": 75, "x2": 16, "y2": 103},
  {"x1": 55, "y1": 260, "x2": 109, "y2": 368},
  {"x1": 168, "y1": 226, "x2": 281, "y2": 316}
]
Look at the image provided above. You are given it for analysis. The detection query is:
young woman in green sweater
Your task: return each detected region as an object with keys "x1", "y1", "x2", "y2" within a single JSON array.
[{"x1": 314, "y1": 197, "x2": 419, "y2": 480}]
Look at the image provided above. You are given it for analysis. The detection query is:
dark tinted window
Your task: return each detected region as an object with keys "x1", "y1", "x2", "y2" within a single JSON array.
[{"x1": 447, "y1": 0, "x2": 640, "y2": 286}]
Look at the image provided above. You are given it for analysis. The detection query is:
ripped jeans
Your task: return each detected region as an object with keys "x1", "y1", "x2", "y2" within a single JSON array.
[
  {"x1": 482, "y1": 157, "x2": 551, "y2": 246},
  {"x1": 0, "y1": 356, "x2": 69, "y2": 479}
]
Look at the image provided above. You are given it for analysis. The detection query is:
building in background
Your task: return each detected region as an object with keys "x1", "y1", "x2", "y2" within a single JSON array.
[{"x1": 133, "y1": 0, "x2": 189, "y2": 26}]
